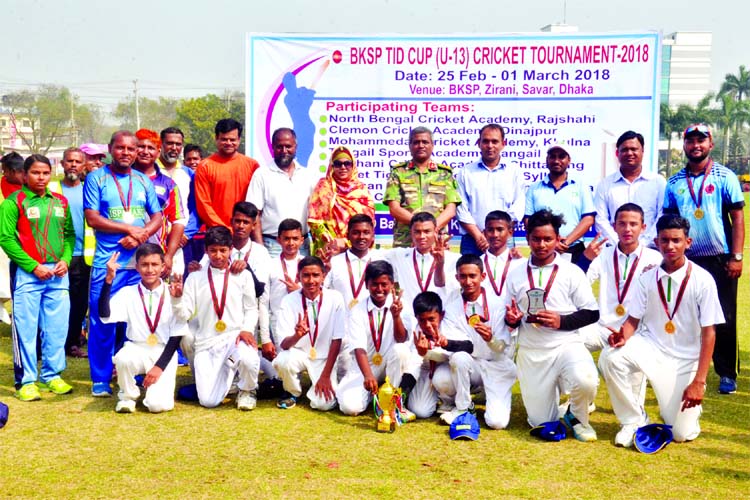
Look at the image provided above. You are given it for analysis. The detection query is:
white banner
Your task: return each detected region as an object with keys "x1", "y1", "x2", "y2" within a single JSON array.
[{"x1": 246, "y1": 32, "x2": 661, "y2": 241}]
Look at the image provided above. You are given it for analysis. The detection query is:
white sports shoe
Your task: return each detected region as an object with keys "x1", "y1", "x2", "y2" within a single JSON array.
[
  {"x1": 571, "y1": 421, "x2": 598, "y2": 442},
  {"x1": 115, "y1": 400, "x2": 136, "y2": 413},
  {"x1": 440, "y1": 408, "x2": 467, "y2": 426},
  {"x1": 614, "y1": 423, "x2": 640, "y2": 448},
  {"x1": 237, "y1": 390, "x2": 257, "y2": 411}
]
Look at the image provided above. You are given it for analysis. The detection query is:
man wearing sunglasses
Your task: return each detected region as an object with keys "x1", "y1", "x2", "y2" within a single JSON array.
[{"x1": 664, "y1": 124, "x2": 745, "y2": 395}]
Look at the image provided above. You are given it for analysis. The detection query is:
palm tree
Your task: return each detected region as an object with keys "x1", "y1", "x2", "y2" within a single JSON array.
[
  {"x1": 719, "y1": 65, "x2": 750, "y2": 101},
  {"x1": 713, "y1": 92, "x2": 750, "y2": 165}
]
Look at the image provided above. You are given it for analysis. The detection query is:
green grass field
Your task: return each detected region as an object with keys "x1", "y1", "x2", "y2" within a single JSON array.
[{"x1": 1, "y1": 207, "x2": 749, "y2": 499}]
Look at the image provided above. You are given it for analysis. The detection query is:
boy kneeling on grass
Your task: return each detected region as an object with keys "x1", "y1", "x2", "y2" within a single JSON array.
[
  {"x1": 170, "y1": 226, "x2": 261, "y2": 411},
  {"x1": 0, "y1": 154, "x2": 75, "y2": 401},
  {"x1": 599, "y1": 214, "x2": 723, "y2": 447},
  {"x1": 99, "y1": 243, "x2": 187, "y2": 413}
]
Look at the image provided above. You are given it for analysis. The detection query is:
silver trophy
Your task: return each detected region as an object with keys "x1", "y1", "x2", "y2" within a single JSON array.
[{"x1": 526, "y1": 288, "x2": 546, "y2": 323}]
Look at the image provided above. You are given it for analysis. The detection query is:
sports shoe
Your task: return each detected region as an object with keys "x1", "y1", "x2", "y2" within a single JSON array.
[
  {"x1": 563, "y1": 408, "x2": 597, "y2": 442},
  {"x1": 115, "y1": 400, "x2": 136, "y2": 413},
  {"x1": 614, "y1": 423, "x2": 640, "y2": 448},
  {"x1": 399, "y1": 408, "x2": 417, "y2": 423},
  {"x1": 440, "y1": 408, "x2": 465, "y2": 426},
  {"x1": 718, "y1": 377, "x2": 737, "y2": 394},
  {"x1": 15, "y1": 383, "x2": 41, "y2": 402},
  {"x1": 237, "y1": 390, "x2": 257, "y2": 411},
  {"x1": 91, "y1": 382, "x2": 113, "y2": 397},
  {"x1": 38, "y1": 378, "x2": 73, "y2": 395},
  {"x1": 276, "y1": 393, "x2": 297, "y2": 409}
]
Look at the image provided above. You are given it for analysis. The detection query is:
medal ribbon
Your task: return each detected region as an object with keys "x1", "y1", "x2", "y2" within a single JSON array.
[
  {"x1": 368, "y1": 303, "x2": 387, "y2": 353},
  {"x1": 463, "y1": 288, "x2": 489, "y2": 323},
  {"x1": 485, "y1": 253, "x2": 511, "y2": 296},
  {"x1": 526, "y1": 263, "x2": 559, "y2": 301},
  {"x1": 281, "y1": 255, "x2": 299, "y2": 283},
  {"x1": 301, "y1": 292, "x2": 323, "y2": 348},
  {"x1": 685, "y1": 159, "x2": 712, "y2": 211},
  {"x1": 207, "y1": 266, "x2": 230, "y2": 321},
  {"x1": 412, "y1": 250, "x2": 437, "y2": 292},
  {"x1": 346, "y1": 252, "x2": 369, "y2": 300},
  {"x1": 27, "y1": 196, "x2": 62, "y2": 262},
  {"x1": 138, "y1": 284, "x2": 165, "y2": 334},
  {"x1": 656, "y1": 263, "x2": 692, "y2": 322},
  {"x1": 108, "y1": 168, "x2": 133, "y2": 213},
  {"x1": 614, "y1": 248, "x2": 642, "y2": 305}
]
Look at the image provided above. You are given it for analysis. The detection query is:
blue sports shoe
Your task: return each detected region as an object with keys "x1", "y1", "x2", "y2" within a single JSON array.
[
  {"x1": 718, "y1": 377, "x2": 737, "y2": 394},
  {"x1": 91, "y1": 382, "x2": 112, "y2": 397}
]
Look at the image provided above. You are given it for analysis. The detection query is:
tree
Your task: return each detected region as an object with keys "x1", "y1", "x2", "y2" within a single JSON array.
[
  {"x1": 174, "y1": 92, "x2": 245, "y2": 153},
  {"x1": 2, "y1": 85, "x2": 76, "y2": 154},
  {"x1": 713, "y1": 92, "x2": 750, "y2": 165},
  {"x1": 113, "y1": 96, "x2": 177, "y2": 131},
  {"x1": 719, "y1": 65, "x2": 750, "y2": 101}
]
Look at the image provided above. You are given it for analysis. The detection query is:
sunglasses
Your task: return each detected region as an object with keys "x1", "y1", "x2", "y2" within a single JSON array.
[
  {"x1": 332, "y1": 160, "x2": 353, "y2": 168},
  {"x1": 684, "y1": 124, "x2": 711, "y2": 136}
]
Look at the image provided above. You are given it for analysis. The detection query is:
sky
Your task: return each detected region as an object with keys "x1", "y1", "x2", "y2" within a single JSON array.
[{"x1": 1, "y1": 0, "x2": 746, "y2": 110}]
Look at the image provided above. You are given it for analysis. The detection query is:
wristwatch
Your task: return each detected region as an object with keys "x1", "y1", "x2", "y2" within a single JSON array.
[{"x1": 732, "y1": 253, "x2": 743, "y2": 262}]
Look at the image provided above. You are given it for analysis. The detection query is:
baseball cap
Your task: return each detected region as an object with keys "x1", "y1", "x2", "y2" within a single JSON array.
[
  {"x1": 80, "y1": 143, "x2": 108, "y2": 156},
  {"x1": 634, "y1": 423, "x2": 673, "y2": 454},
  {"x1": 0, "y1": 401, "x2": 8, "y2": 428},
  {"x1": 530, "y1": 420, "x2": 567, "y2": 441},
  {"x1": 449, "y1": 412, "x2": 480, "y2": 440},
  {"x1": 683, "y1": 123, "x2": 712, "y2": 139},
  {"x1": 546, "y1": 144, "x2": 570, "y2": 156}
]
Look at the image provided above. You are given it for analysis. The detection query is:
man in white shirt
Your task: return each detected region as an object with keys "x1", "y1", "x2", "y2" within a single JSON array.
[
  {"x1": 246, "y1": 128, "x2": 319, "y2": 257},
  {"x1": 594, "y1": 131, "x2": 665, "y2": 247},
  {"x1": 455, "y1": 124, "x2": 525, "y2": 255},
  {"x1": 599, "y1": 214, "x2": 724, "y2": 447}
]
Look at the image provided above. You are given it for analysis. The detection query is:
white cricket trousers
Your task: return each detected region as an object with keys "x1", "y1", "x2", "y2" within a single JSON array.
[
  {"x1": 517, "y1": 343, "x2": 599, "y2": 427},
  {"x1": 194, "y1": 336, "x2": 260, "y2": 408},
  {"x1": 337, "y1": 343, "x2": 421, "y2": 416},
  {"x1": 432, "y1": 352, "x2": 517, "y2": 429},
  {"x1": 272, "y1": 348, "x2": 339, "y2": 411},
  {"x1": 113, "y1": 341, "x2": 178, "y2": 413},
  {"x1": 598, "y1": 334, "x2": 702, "y2": 442}
]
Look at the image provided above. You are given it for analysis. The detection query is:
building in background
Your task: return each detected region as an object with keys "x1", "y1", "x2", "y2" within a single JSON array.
[{"x1": 661, "y1": 32, "x2": 712, "y2": 107}]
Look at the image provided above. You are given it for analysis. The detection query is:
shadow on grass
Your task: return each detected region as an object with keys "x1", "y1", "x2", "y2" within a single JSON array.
[{"x1": 702, "y1": 467, "x2": 750, "y2": 481}]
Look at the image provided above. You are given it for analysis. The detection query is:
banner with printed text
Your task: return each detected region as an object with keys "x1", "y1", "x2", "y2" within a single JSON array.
[{"x1": 246, "y1": 32, "x2": 661, "y2": 243}]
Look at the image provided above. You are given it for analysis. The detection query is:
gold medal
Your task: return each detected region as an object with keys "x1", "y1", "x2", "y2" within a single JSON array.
[
  {"x1": 615, "y1": 304, "x2": 626, "y2": 317},
  {"x1": 664, "y1": 321, "x2": 676, "y2": 334},
  {"x1": 309, "y1": 347, "x2": 317, "y2": 360},
  {"x1": 694, "y1": 208, "x2": 704, "y2": 220},
  {"x1": 348, "y1": 298, "x2": 359, "y2": 309},
  {"x1": 468, "y1": 314, "x2": 481, "y2": 327},
  {"x1": 215, "y1": 320, "x2": 227, "y2": 332},
  {"x1": 146, "y1": 333, "x2": 158, "y2": 346},
  {"x1": 372, "y1": 352, "x2": 383, "y2": 366}
]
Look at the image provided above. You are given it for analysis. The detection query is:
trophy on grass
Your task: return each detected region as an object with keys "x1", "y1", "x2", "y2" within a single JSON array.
[{"x1": 373, "y1": 377, "x2": 405, "y2": 433}]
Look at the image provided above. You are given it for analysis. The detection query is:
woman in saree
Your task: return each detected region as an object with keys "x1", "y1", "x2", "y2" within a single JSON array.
[{"x1": 308, "y1": 146, "x2": 375, "y2": 259}]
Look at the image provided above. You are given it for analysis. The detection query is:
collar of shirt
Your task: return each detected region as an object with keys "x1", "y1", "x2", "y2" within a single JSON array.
[
  {"x1": 346, "y1": 249, "x2": 370, "y2": 264},
  {"x1": 528, "y1": 253, "x2": 562, "y2": 270},
  {"x1": 407, "y1": 159, "x2": 437, "y2": 171},
  {"x1": 156, "y1": 157, "x2": 183, "y2": 172},
  {"x1": 233, "y1": 241, "x2": 252, "y2": 260},
  {"x1": 485, "y1": 248, "x2": 510, "y2": 263},
  {"x1": 614, "y1": 243, "x2": 643, "y2": 261},
  {"x1": 656, "y1": 259, "x2": 690, "y2": 283},
  {"x1": 138, "y1": 281, "x2": 165, "y2": 298},
  {"x1": 20, "y1": 185, "x2": 53, "y2": 199},
  {"x1": 478, "y1": 160, "x2": 506, "y2": 172},
  {"x1": 542, "y1": 173, "x2": 574, "y2": 189},
  {"x1": 614, "y1": 169, "x2": 656, "y2": 184},
  {"x1": 462, "y1": 289, "x2": 487, "y2": 308},
  {"x1": 367, "y1": 295, "x2": 393, "y2": 312},
  {"x1": 268, "y1": 161, "x2": 300, "y2": 176}
]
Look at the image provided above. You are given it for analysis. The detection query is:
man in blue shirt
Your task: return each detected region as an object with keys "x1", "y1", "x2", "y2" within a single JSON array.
[
  {"x1": 83, "y1": 130, "x2": 163, "y2": 396},
  {"x1": 664, "y1": 124, "x2": 745, "y2": 394},
  {"x1": 524, "y1": 145, "x2": 596, "y2": 264},
  {"x1": 455, "y1": 124, "x2": 526, "y2": 255}
]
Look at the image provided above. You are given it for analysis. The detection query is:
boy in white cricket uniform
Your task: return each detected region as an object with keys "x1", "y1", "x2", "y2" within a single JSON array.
[
  {"x1": 599, "y1": 214, "x2": 723, "y2": 446},
  {"x1": 273, "y1": 256, "x2": 346, "y2": 410},
  {"x1": 100, "y1": 244, "x2": 187, "y2": 413},
  {"x1": 386, "y1": 211, "x2": 459, "y2": 326},
  {"x1": 440, "y1": 254, "x2": 517, "y2": 428},
  {"x1": 408, "y1": 291, "x2": 474, "y2": 419},
  {"x1": 337, "y1": 260, "x2": 420, "y2": 417},
  {"x1": 267, "y1": 218, "x2": 305, "y2": 344},
  {"x1": 480, "y1": 210, "x2": 524, "y2": 299},
  {"x1": 578, "y1": 203, "x2": 663, "y2": 352},
  {"x1": 171, "y1": 226, "x2": 260, "y2": 410},
  {"x1": 504, "y1": 209, "x2": 600, "y2": 441}
]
